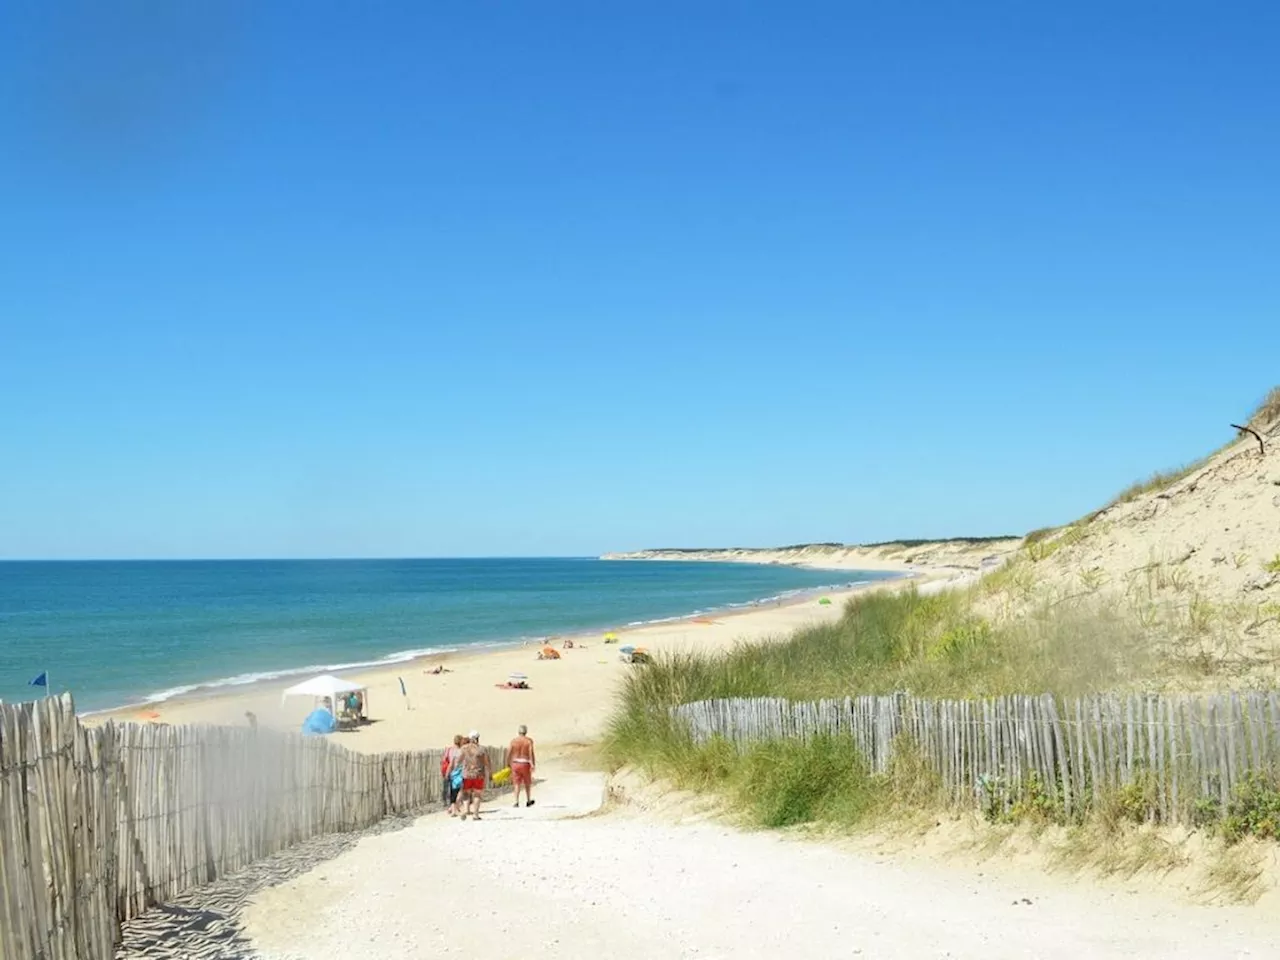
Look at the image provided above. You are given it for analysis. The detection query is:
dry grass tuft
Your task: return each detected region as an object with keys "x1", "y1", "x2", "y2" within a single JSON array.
[
  {"x1": 1052, "y1": 821, "x2": 1189, "y2": 880},
  {"x1": 1248, "y1": 386, "x2": 1280, "y2": 431},
  {"x1": 1199, "y1": 842, "x2": 1268, "y2": 904}
]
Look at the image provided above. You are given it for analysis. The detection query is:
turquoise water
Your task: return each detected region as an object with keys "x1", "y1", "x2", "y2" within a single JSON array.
[{"x1": 0, "y1": 559, "x2": 893, "y2": 712}]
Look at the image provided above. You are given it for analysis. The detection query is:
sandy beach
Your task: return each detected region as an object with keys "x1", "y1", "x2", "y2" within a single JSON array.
[{"x1": 86, "y1": 565, "x2": 957, "y2": 760}]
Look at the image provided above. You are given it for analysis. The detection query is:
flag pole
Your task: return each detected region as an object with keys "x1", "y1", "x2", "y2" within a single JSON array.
[{"x1": 399, "y1": 676, "x2": 411, "y2": 711}]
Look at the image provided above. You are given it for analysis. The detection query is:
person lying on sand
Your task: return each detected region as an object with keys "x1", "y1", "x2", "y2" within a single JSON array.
[{"x1": 425, "y1": 664, "x2": 451, "y2": 675}]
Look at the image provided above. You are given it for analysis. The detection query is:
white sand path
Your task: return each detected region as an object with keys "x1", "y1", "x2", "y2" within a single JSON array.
[{"x1": 244, "y1": 768, "x2": 1279, "y2": 959}]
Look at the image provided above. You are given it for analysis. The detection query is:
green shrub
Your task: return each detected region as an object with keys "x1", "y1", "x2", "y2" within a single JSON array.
[
  {"x1": 1192, "y1": 794, "x2": 1221, "y2": 829},
  {"x1": 1005, "y1": 772, "x2": 1065, "y2": 824},
  {"x1": 1221, "y1": 771, "x2": 1280, "y2": 843},
  {"x1": 1110, "y1": 775, "x2": 1159, "y2": 824}
]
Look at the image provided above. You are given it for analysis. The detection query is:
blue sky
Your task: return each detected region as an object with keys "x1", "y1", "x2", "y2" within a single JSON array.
[{"x1": 1, "y1": 2, "x2": 1277, "y2": 559}]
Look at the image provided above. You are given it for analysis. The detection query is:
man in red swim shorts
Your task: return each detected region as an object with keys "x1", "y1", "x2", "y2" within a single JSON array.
[
  {"x1": 506, "y1": 724, "x2": 537, "y2": 808},
  {"x1": 458, "y1": 731, "x2": 491, "y2": 821}
]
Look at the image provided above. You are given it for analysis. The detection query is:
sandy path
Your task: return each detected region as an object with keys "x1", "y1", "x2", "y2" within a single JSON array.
[{"x1": 244, "y1": 772, "x2": 1278, "y2": 959}]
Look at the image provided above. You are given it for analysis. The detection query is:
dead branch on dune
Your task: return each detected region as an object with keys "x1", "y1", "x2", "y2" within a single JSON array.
[{"x1": 1230, "y1": 423, "x2": 1266, "y2": 455}]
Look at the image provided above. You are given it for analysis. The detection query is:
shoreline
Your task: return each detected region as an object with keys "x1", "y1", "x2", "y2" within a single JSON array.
[
  {"x1": 81, "y1": 566, "x2": 909, "y2": 725},
  {"x1": 79, "y1": 568, "x2": 896, "y2": 719},
  {"x1": 84, "y1": 564, "x2": 959, "y2": 757}
]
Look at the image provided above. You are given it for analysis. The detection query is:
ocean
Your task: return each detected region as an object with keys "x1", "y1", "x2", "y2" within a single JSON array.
[{"x1": 0, "y1": 559, "x2": 894, "y2": 712}]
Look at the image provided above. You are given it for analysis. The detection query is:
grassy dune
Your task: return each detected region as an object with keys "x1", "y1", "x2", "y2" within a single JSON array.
[
  {"x1": 604, "y1": 388, "x2": 1280, "y2": 893},
  {"x1": 604, "y1": 587, "x2": 1149, "y2": 827}
]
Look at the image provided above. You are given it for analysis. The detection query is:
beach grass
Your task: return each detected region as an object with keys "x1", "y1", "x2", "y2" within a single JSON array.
[
  {"x1": 603, "y1": 585, "x2": 1153, "y2": 832},
  {"x1": 1249, "y1": 386, "x2": 1280, "y2": 431},
  {"x1": 606, "y1": 587, "x2": 1147, "y2": 728},
  {"x1": 601, "y1": 586, "x2": 1276, "y2": 898}
]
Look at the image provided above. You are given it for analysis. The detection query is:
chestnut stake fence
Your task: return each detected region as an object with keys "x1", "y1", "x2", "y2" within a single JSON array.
[
  {"x1": 673, "y1": 691, "x2": 1280, "y2": 822},
  {"x1": 0, "y1": 693, "x2": 505, "y2": 960}
]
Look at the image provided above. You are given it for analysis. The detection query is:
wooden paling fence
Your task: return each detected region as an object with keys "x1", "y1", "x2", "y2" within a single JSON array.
[
  {"x1": 0, "y1": 694, "x2": 506, "y2": 960},
  {"x1": 673, "y1": 691, "x2": 1280, "y2": 822}
]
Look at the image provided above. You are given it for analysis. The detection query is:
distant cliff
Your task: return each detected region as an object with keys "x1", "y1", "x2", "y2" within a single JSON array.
[{"x1": 601, "y1": 538, "x2": 1021, "y2": 573}]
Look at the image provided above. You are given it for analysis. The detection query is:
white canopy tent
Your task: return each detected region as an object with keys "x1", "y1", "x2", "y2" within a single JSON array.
[{"x1": 280, "y1": 674, "x2": 366, "y2": 708}]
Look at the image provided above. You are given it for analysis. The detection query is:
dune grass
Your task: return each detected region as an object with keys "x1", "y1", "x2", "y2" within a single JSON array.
[
  {"x1": 603, "y1": 586, "x2": 1151, "y2": 831},
  {"x1": 1022, "y1": 526, "x2": 1059, "y2": 546},
  {"x1": 1249, "y1": 386, "x2": 1280, "y2": 431},
  {"x1": 608, "y1": 587, "x2": 1147, "y2": 732},
  {"x1": 1104, "y1": 458, "x2": 1212, "y2": 510}
]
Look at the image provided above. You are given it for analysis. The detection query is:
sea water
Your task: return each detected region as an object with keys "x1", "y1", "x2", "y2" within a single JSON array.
[{"x1": 0, "y1": 559, "x2": 895, "y2": 712}]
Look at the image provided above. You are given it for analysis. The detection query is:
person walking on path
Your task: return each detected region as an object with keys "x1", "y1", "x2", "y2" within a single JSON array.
[
  {"x1": 458, "y1": 730, "x2": 491, "y2": 821},
  {"x1": 506, "y1": 724, "x2": 537, "y2": 808},
  {"x1": 442, "y1": 734, "x2": 464, "y2": 816}
]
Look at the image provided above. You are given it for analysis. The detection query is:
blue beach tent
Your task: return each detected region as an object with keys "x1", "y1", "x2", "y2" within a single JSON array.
[{"x1": 301, "y1": 707, "x2": 337, "y2": 736}]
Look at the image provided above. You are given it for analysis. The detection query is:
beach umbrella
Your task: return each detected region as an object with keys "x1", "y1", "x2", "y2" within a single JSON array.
[
  {"x1": 619, "y1": 645, "x2": 636, "y2": 655},
  {"x1": 818, "y1": 597, "x2": 832, "y2": 605}
]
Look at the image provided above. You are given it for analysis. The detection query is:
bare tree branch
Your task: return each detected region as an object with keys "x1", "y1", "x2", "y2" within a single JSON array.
[{"x1": 1231, "y1": 423, "x2": 1266, "y2": 455}]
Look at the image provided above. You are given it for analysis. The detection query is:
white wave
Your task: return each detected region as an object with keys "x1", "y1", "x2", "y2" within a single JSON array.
[{"x1": 93, "y1": 645, "x2": 466, "y2": 712}]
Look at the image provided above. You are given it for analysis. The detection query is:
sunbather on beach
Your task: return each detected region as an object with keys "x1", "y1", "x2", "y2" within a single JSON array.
[
  {"x1": 506, "y1": 724, "x2": 536, "y2": 808},
  {"x1": 458, "y1": 731, "x2": 490, "y2": 821}
]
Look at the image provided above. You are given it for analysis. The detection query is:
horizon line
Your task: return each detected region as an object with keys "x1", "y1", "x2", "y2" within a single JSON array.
[{"x1": 0, "y1": 555, "x2": 605, "y2": 563}]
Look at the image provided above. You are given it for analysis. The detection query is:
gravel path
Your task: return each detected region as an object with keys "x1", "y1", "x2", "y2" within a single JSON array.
[{"x1": 244, "y1": 784, "x2": 1280, "y2": 959}]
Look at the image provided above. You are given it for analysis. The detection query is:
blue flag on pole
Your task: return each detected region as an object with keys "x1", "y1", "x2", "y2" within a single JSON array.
[{"x1": 29, "y1": 672, "x2": 47, "y2": 688}]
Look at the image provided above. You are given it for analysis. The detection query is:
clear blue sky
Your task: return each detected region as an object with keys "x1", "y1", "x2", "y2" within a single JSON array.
[{"x1": 1, "y1": 3, "x2": 1277, "y2": 559}]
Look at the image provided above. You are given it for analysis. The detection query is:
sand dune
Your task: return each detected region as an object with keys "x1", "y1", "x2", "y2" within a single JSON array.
[{"x1": 982, "y1": 404, "x2": 1280, "y2": 672}]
